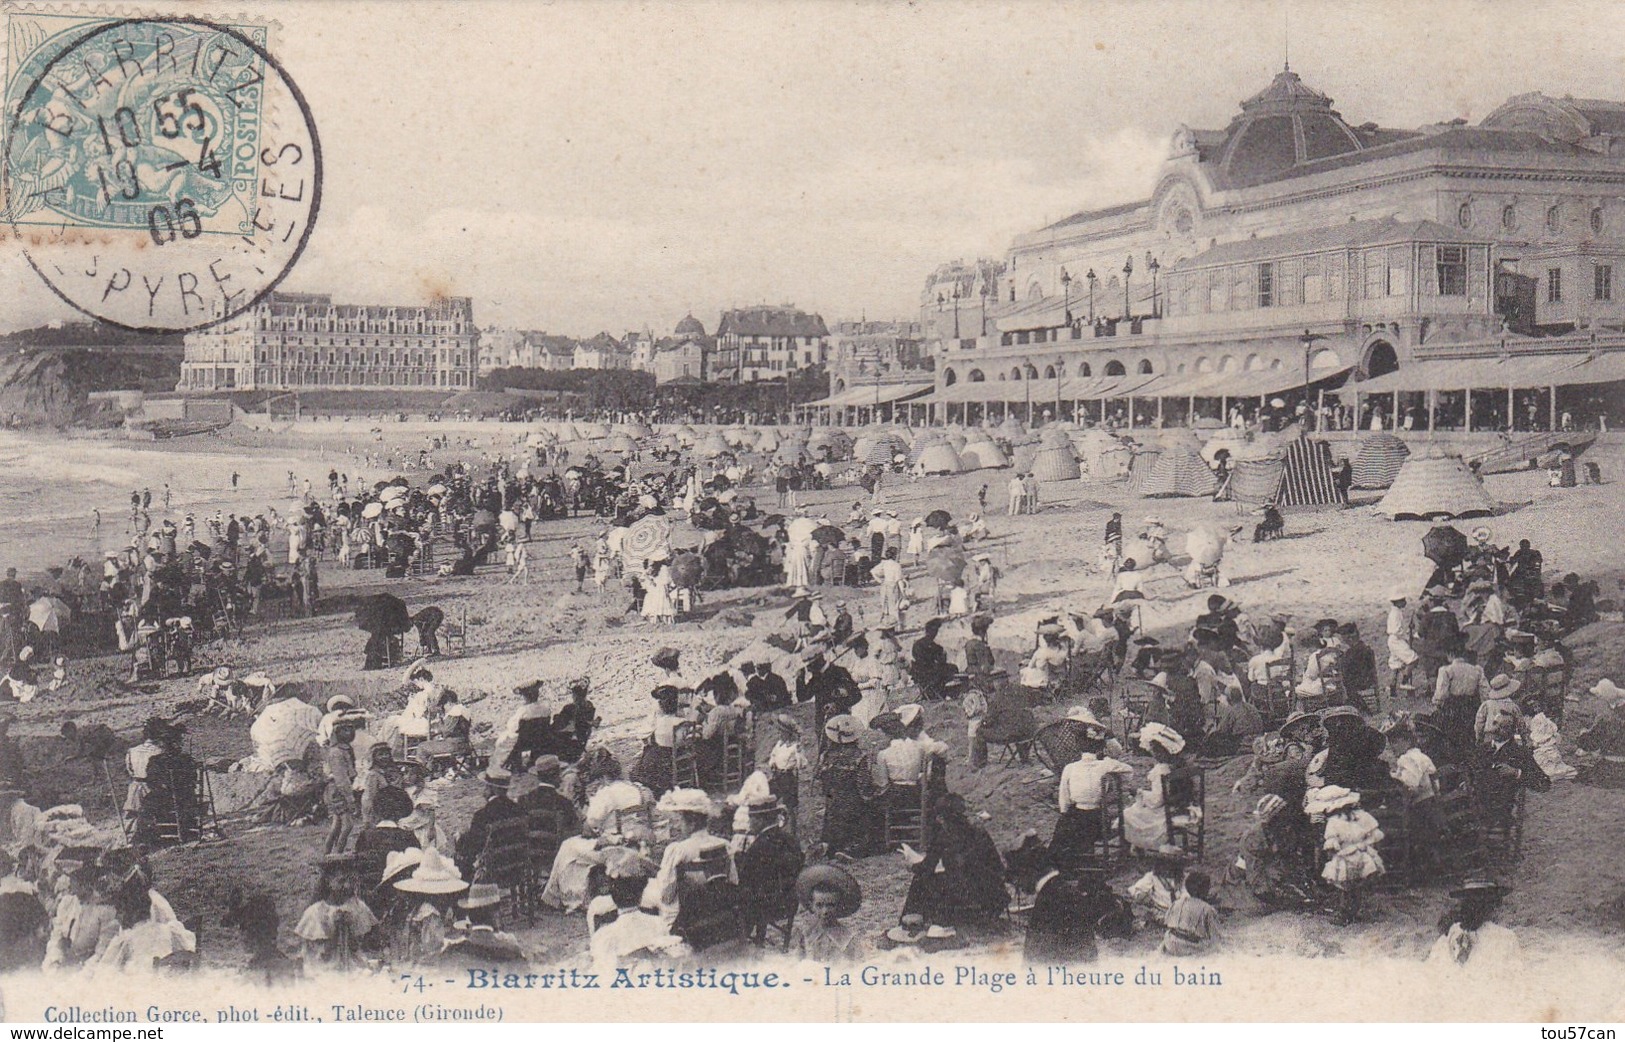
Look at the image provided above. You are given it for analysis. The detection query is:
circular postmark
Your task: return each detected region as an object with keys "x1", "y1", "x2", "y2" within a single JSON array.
[{"x1": 3, "y1": 15, "x2": 320, "y2": 332}]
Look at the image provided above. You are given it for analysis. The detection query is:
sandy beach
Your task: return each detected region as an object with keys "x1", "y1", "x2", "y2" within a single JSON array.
[{"x1": 4, "y1": 421, "x2": 1624, "y2": 1004}]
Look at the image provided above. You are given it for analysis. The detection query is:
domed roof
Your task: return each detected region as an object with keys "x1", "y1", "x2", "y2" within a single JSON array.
[
  {"x1": 675, "y1": 313, "x2": 706, "y2": 338},
  {"x1": 1216, "y1": 67, "x2": 1364, "y2": 184}
]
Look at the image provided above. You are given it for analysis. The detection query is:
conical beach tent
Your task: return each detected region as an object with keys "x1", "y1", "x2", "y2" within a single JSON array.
[
  {"x1": 959, "y1": 442, "x2": 1009, "y2": 470},
  {"x1": 1377, "y1": 454, "x2": 1496, "y2": 520},
  {"x1": 1274, "y1": 436, "x2": 1346, "y2": 506},
  {"x1": 915, "y1": 443, "x2": 963, "y2": 475},
  {"x1": 1139, "y1": 447, "x2": 1219, "y2": 498},
  {"x1": 1351, "y1": 433, "x2": 1411, "y2": 489},
  {"x1": 1032, "y1": 445, "x2": 1082, "y2": 482}
]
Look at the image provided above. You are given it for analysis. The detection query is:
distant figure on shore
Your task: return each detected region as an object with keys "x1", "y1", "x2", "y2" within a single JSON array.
[{"x1": 232, "y1": 471, "x2": 240, "y2": 489}]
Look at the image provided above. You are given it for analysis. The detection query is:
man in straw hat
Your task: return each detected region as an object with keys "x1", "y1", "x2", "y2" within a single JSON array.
[
  {"x1": 1576, "y1": 679, "x2": 1625, "y2": 788},
  {"x1": 734, "y1": 793, "x2": 804, "y2": 946}
]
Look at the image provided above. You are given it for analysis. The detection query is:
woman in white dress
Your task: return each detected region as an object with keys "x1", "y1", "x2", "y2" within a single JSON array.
[
  {"x1": 641, "y1": 560, "x2": 676, "y2": 625},
  {"x1": 1123, "y1": 723, "x2": 1193, "y2": 851},
  {"x1": 871, "y1": 548, "x2": 906, "y2": 629}
]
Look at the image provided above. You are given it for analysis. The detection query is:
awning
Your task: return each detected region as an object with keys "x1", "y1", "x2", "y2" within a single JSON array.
[
  {"x1": 1353, "y1": 353, "x2": 1596, "y2": 395},
  {"x1": 1152, "y1": 364, "x2": 1353, "y2": 400},
  {"x1": 801, "y1": 381, "x2": 934, "y2": 409}
]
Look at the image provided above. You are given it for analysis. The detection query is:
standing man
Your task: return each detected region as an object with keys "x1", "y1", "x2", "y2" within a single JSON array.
[{"x1": 1007, "y1": 473, "x2": 1025, "y2": 516}]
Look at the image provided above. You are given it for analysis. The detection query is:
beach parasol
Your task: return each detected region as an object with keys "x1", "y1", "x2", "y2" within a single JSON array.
[
  {"x1": 361, "y1": 501, "x2": 384, "y2": 519},
  {"x1": 1421, "y1": 524, "x2": 1468, "y2": 568},
  {"x1": 353, "y1": 593, "x2": 411, "y2": 635},
  {"x1": 1184, "y1": 526, "x2": 1229, "y2": 568},
  {"x1": 471, "y1": 508, "x2": 497, "y2": 530},
  {"x1": 811, "y1": 524, "x2": 846, "y2": 546},
  {"x1": 624, "y1": 515, "x2": 673, "y2": 561},
  {"x1": 924, "y1": 546, "x2": 967, "y2": 584},
  {"x1": 669, "y1": 552, "x2": 705, "y2": 589},
  {"x1": 426, "y1": 484, "x2": 448, "y2": 497},
  {"x1": 28, "y1": 596, "x2": 70, "y2": 633},
  {"x1": 924, "y1": 509, "x2": 952, "y2": 530},
  {"x1": 498, "y1": 510, "x2": 519, "y2": 532}
]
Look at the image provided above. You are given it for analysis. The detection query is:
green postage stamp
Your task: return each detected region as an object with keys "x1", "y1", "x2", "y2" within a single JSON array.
[{"x1": 2, "y1": 6, "x2": 319, "y2": 331}]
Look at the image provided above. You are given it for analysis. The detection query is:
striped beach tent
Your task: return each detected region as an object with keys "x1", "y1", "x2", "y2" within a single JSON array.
[
  {"x1": 1032, "y1": 445, "x2": 1082, "y2": 482},
  {"x1": 1378, "y1": 454, "x2": 1496, "y2": 520},
  {"x1": 1351, "y1": 432, "x2": 1412, "y2": 489},
  {"x1": 1274, "y1": 436, "x2": 1346, "y2": 506},
  {"x1": 1226, "y1": 456, "x2": 1287, "y2": 505},
  {"x1": 1139, "y1": 447, "x2": 1219, "y2": 498},
  {"x1": 1127, "y1": 448, "x2": 1162, "y2": 492}
]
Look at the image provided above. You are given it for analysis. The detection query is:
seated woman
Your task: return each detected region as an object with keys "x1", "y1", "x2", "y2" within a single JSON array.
[
  {"x1": 1020, "y1": 625, "x2": 1071, "y2": 702},
  {"x1": 543, "y1": 754, "x2": 654, "y2": 914},
  {"x1": 900, "y1": 793, "x2": 1008, "y2": 929},
  {"x1": 629, "y1": 685, "x2": 695, "y2": 798},
  {"x1": 1049, "y1": 725, "x2": 1133, "y2": 871},
  {"x1": 1123, "y1": 723, "x2": 1196, "y2": 853},
  {"x1": 816, "y1": 715, "x2": 878, "y2": 859},
  {"x1": 92, "y1": 866, "x2": 196, "y2": 973}
]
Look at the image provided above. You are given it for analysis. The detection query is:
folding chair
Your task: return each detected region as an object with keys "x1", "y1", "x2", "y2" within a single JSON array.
[
  {"x1": 1257, "y1": 657, "x2": 1295, "y2": 726},
  {"x1": 441, "y1": 607, "x2": 469, "y2": 657},
  {"x1": 474, "y1": 819, "x2": 536, "y2": 922},
  {"x1": 1116, "y1": 678, "x2": 1162, "y2": 746},
  {"x1": 1092, "y1": 772, "x2": 1128, "y2": 865},
  {"x1": 718, "y1": 712, "x2": 755, "y2": 792},
  {"x1": 670, "y1": 721, "x2": 701, "y2": 790},
  {"x1": 883, "y1": 785, "x2": 925, "y2": 849},
  {"x1": 1161, "y1": 766, "x2": 1205, "y2": 861}
]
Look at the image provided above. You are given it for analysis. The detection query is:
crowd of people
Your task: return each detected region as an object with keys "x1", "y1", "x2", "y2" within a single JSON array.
[{"x1": 1, "y1": 418, "x2": 1621, "y2": 986}]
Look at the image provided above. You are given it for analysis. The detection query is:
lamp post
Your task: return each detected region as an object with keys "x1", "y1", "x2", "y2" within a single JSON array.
[
  {"x1": 1300, "y1": 328, "x2": 1326, "y2": 426},
  {"x1": 1086, "y1": 268, "x2": 1097, "y2": 324},
  {"x1": 952, "y1": 285, "x2": 962, "y2": 339},
  {"x1": 1148, "y1": 255, "x2": 1161, "y2": 319},
  {"x1": 979, "y1": 281, "x2": 991, "y2": 336},
  {"x1": 1122, "y1": 255, "x2": 1134, "y2": 320},
  {"x1": 1060, "y1": 267, "x2": 1073, "y2": 330}
]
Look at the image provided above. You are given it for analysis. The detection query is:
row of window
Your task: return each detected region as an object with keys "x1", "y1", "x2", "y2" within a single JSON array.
[
  {"x1": 944, "y1": 358, "x2": 1145, "y2": 384},
  {"x1": 1163, "y1": 245, "x2": 1486, "y2": 317},
  {"x1": 1462, "y1": 201, "x2": 1607, "y2": 235},
  {"x1": 254, "y1": 351, "x2": 469, "y2": 367},
  {"x1": 260, "y1": 318, "x2": 468, "y2": 334},
  {"x1": 1545, "y1": 264, "x2": 1613, "y2": 303},
  {"x1": 253, "y1": 369, "x2": 469, "y2": 386}
]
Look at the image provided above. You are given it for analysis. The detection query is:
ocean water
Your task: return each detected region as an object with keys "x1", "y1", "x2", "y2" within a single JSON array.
[{"x1": 0, "y1": 430, "x2": 315, "y2": 568}]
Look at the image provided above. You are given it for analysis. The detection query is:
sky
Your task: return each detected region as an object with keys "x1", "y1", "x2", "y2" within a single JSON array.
[{"x1": 6, "y1": 0, "x2": 1625, "y2": 336}]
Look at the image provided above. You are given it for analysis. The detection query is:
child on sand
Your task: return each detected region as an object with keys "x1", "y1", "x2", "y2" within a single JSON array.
[
  {"x1": 1312, "y1": 785, "x2": 1384, "y2": 925},
  {"x1": 295, "y1": 857, "x2": 376, "y2": 971},
  {"x1": 1160, "y1": 869, "x2": 1220, "y2": 956},
  {"x1": 569, "y1": 543, "x2": 590, "y2": 592}
]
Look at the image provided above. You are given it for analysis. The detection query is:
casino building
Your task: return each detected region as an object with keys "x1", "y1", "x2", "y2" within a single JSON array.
[
  {"x1": 177, "y1": 292, "x2": 479, "y2": 392},
  {"x1": 859, "y1": 67, "x2": 1625, "y2": 430}
]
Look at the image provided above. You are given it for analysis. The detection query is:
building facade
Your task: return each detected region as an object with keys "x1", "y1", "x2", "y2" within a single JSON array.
[
  {"x1": 915, "y1": 69, "x2": 1625, "y2": 426},
  {"x1": 178, "y1": 292, "x2": 478, "y2": 391},
  {"x1": 572, "y1": 332, "x2": 631, "y2": 371},
  {"x1": 714, "y1": 306, "x2": 830, "y2": 382}
]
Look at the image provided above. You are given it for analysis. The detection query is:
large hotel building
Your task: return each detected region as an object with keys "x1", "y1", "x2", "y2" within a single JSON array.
[
  {"x1": 821, "y1": 68, "x2": 1625, "y2": 428},
  {"x1": 178, "y1": 292, "x2": 479, "y2": 392}
]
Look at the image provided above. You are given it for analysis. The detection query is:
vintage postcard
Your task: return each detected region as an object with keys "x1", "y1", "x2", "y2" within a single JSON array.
[{"x1": 0, "y1": 0, "x2": 1622, "y2": 1026}]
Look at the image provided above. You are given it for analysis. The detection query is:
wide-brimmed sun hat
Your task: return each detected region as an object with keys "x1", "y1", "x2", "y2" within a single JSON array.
[
  {"x1": 392, "y1": 848, "x2": 466, "y2": 894},
  {"x1": 1137, "y1": 722, "x2": 1185, "y2": 755},
  {"x1": 656, "y1": 787, "x2": 715, "y2": 817},
  {"x1": 1488, "y1": 674, "x2": 1521, "y2": 697},
  {"x1": 1255, "y1": 794, "x2": 1288, "y2": 821},
  {"x1": 795, "y1": 863, "x2": 862, "y2": 917},
  {"x1": 1305, "y1": 785, "x2": 1359, "y2": 815},
  {"x1": 823, "y1": 714, "x2": 860, "y2": 745},
  {"x1": 457, "y1": 883, "x2": 502, "y2": 910}
]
